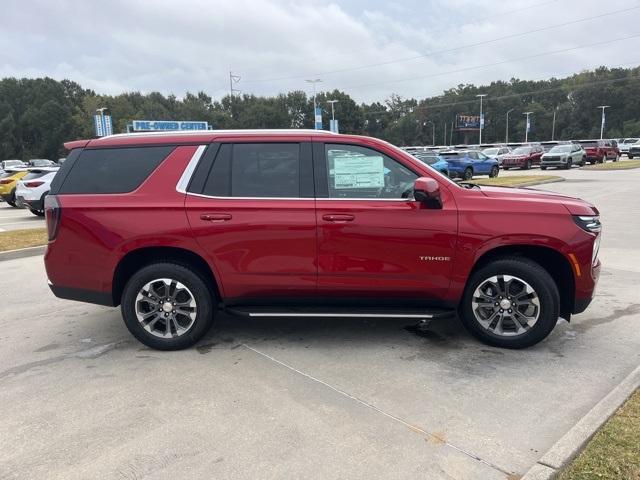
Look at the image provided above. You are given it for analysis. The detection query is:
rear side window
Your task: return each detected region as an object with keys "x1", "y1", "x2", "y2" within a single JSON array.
[{"x1": 58, "y1": 146, "x2": 173, "y2": 194}]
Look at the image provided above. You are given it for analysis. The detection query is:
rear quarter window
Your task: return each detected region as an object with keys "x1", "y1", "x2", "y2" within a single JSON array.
[{"x1": 57, "y1": 146, "x2": 174, "y2": 194}]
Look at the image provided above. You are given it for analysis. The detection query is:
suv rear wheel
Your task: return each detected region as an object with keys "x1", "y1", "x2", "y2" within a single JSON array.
[
  {"x1": 121, "y1": 262, "x2": 215, "y2": 350},
  {"x1": 463, "y1": 167, "x2": 473, "y2": 180},
  {"x1": 459, "y1": 257, "x2": 560, "y2": 349}
]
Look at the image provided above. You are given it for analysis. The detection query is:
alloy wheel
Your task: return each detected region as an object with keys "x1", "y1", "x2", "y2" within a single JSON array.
[
  {"x1": 471, "y1": 274, "x2": 540, "y2": 337},
  {"x1": 135, "y1": 278, "x2": 197, "y2": 338}
]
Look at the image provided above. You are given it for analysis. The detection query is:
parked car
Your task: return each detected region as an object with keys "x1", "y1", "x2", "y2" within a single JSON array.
[
  {"x1": 500, "y1": 145, "x2": 544, "y2": 170},
  {"x1": 482, "y1": 146, "x2": 511, "y2": 165},
  {"x1": 0, "y1": 168, "x2": 30, "y2": 206},
  {"x1": 27, "y1": 159, "x2": 56, "y2": 168},
  {"x1": 44, "y1": 130, "x2": 601, "y2": 351},
  {"x1": 14, "y1": 167, "x2": 60, "y2": 216},
  {"x1": 578, "y1": 139, "x2": 618, "y2": 164},
  {"x1": 540, "y1": 144, "x2": 586, "y2": 170},
  {"x1": 628, "y1": 142, "x2": 640, "y2": 159},
  {"x1": 411, "y1": 152, "x2": 450, "y2": 177},
  {"x1": 619, "y1": 138, "x2": 639, "y2": 156},
  {"x1": 1, "y1": 160, "x2": 25, "y2": 172},
  {"x1": 438, "y1": 150, "x2": 499, "y2": 179}
]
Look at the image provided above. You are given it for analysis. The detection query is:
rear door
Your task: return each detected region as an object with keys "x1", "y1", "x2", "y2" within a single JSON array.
[
  {"x1": 313, "y1": 141, "x2": 457, "y2": 302},
  {"x1": 185, "y1": 140, "x2": 317, "y2": 301}
]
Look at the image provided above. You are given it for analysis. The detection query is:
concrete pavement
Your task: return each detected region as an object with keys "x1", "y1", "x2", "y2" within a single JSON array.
[
  {"x1": 0, "y1": 202, "x2": 44, "y2": 232},
  {"x1": 1, "y1": 165, "x2": 639, "y2": 479}
]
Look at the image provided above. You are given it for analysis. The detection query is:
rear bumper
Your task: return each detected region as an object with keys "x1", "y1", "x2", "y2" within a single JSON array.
[
  {"x1": 25, "y1": 198, "x2": 44, "y2": 211},
  {"x1": 48, "y1": 282, "x2": 115, "y2": 307}
]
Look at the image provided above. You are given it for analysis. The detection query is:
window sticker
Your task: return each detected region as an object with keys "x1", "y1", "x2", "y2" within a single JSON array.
[{"x1": 332, "y1": 156, "x2": 384, "y2": 189}]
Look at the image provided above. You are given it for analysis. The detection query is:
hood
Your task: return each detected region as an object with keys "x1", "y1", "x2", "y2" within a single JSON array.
[{"x1": 479, "y1": 185, "x2": 598, "y2": 215}]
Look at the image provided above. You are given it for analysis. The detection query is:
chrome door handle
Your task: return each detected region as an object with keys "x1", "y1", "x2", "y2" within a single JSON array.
[
  {"x1": 322, "y1": 214, "x2": 355, "y2": 222},
  {"x1": 200, "y1": 213, "x2": 232, "y2": 222}
]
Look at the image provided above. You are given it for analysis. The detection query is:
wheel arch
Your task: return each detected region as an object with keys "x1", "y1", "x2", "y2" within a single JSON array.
[
  {"x1": 112, "y1": 246, "x2": 222, "y2": 307},
  {"x1": 468, "y1": 244, "x2": 575, "y2": 320}
]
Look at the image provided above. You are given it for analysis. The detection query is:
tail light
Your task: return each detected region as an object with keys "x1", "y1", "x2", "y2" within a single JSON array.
[
  {"x1": 25, "y1": 181, "x2": 45, "y2": 188},
  {"x1": 0, "y1": 179, "x2": 13, "y2": 184},
  {"x1": 44, "y1": 195, "x2": 61, "y2": 241}
]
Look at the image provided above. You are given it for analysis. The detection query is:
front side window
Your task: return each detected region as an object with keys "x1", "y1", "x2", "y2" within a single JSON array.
[{"x1": 325, "y1": 144, "x2": 417, "y2": 199}]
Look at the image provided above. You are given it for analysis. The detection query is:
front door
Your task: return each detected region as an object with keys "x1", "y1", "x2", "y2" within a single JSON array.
[
  {"x1": 313, "y1": 142, "x2": 458, "y2": 304},
  {"x1": 185, "y1": 141, "x2": 317, "y2": 301}
]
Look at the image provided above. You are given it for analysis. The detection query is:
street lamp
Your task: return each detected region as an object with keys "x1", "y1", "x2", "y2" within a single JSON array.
[
  {"x1": 551, "y1": 106, "x2": 559, "y2": 141},
  {"x1": 505, "y1": 109, "x2": 514, "y2": 143},
  {"x1": 523, "y1": 111, "x2": 533, "y2": 143},
  {"x1": 424, "y1": 121, "x2": 436, "y2": 146},
  {"x1": 327, "y1": 100, "x2": 339, "y2": 121},
  {"x1": 597, "y1": 105, "x2": 610, "y2": 139},
  {"x1": 305, "y1": 79, "x2": 322, "y2": 128},
  {"x1": 477, "y1": 94, "x2": 487, "y2": 144}
]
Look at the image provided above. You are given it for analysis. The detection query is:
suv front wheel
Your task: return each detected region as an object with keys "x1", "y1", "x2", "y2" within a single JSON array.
[
  {"x1": 459, "y1": 257, "x2": 560, "y2": 349},
  {"x1": 121, "y1": 262, "x2": 215, "y2": 350}
]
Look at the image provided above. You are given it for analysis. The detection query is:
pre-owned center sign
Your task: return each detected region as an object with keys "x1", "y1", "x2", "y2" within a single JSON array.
[{"x1": 132, "y1": 120, "x2": 209, "y2": 131}]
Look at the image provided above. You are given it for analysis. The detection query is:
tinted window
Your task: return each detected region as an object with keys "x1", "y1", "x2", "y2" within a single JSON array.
[
  {"x1": 58, "y1": 146, "x2": 173, "y2": 194},
  {"x1": 203, "y1": 143, "x2": 301, "y2": 198},
  {"x1": 325, "y1": 144, "x2": 417, "y2": 199}
]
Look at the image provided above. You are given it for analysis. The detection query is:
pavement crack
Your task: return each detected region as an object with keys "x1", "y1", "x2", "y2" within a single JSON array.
[{"x1": 242, "y1": 343, "x2": 514, "y2": 478}]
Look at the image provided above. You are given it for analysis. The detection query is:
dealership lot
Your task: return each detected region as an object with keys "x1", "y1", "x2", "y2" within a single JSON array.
[
  {"x1": 0, "y1": 203, "x2": 44, "y2": 232},
  {"x1": 0, "y1": 167, "x2": 639, "y2": 479}
]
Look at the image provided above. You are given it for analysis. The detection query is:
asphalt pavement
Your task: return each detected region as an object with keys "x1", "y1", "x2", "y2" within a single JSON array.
[
  {"x1": 0, "y1": 165, "x2": 639, "y2": 479},
  {"x1": 0, "y1": 202, "x2": 44, "y2": 232}
]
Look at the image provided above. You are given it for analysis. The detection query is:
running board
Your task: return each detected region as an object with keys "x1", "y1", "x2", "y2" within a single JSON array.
[{"x1": 225, "y1": 306, "x2": 455, "y2": 319}]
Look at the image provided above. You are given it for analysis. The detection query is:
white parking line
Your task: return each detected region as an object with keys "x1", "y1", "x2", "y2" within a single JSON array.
[{"x1": 0, "y1": 221, "x2": 44, "y2": 227}]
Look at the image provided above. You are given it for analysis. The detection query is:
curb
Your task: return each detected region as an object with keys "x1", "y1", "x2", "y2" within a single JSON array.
[
  {"x1": 521, "y1": 364, "x2": 640, "y2": 480},
  {"x1": 0, "y1": 245, "x2": 46, "y2": 262},
  {"x1": 513, "y1": 177, "x2": 566, "y2": 188}
]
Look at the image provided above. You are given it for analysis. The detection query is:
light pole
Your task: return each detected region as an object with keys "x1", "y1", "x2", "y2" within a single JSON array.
[
  {"x1": 477, "y1": 94, "x2": 487, "y2": 144},
  {"x1": 305, "y1": 79, "x2": 322, "y2": 121},
  {"x1": 523, "y1": 111, "x2": 533, "y2": 143},
  {"x1": 424, "y1": 121, "x2": 435, "y2": 146},
  {"x1": 551, "y1": 106, "x2": 558, "y2": 141},
  {"x1": 505, "y1": 109, "x2": 514, "y2": 143},
  {"x1": 597, "y1": 105, "x2": 610, "y2": 139},
  {"x1": 327, "y1": 100, "x2": 339, "y2": 121}
]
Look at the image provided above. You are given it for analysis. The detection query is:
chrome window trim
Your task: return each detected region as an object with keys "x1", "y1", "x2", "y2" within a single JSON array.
[
  {"x1": 185, "y1": 192, "x2": 413, "y2": 202},
  {"x1": 175, "y1": 145, "x2": 207, "y2": 193}
]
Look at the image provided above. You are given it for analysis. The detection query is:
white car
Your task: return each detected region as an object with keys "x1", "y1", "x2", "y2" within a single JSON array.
[
  {"x1": 481, "y1": 146, "x2": 512, "y2": 166},
  {"x1": 619, "y1": 138, "x2": 639, "y2": 155},
  {"x1": 14, "y1": 167, "x2": 59, "y2": 216}
]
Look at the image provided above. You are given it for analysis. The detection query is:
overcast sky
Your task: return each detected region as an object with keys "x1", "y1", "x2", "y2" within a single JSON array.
[{"x1": 1, "y1": 0, "x2": 639, "y2": 103}]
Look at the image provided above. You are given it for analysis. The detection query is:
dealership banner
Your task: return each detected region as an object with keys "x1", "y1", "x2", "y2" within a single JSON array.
[{"x1": 132, "y1": 120, "x2": 209, "y2": 131}]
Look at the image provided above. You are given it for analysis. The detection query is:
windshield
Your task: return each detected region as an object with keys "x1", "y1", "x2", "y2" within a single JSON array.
[
  {"x1": 626, "y1": 138, "x2": 639, "y2": 144},
  {"x1": 579, "y1": 141, "x2": 598, "y2": 148},
  {"x1": 414, "y1": 154, "x2": 438, "y2": 165},
  {"x1": 549, "y1": 145, "x2": 572, "y2": 153},
  {"x1": 482, "y1": 148, "x2": 499, "y2": 155},
  {"x1": 512, "y1": 147, "x2": 532, "y2": 155}
]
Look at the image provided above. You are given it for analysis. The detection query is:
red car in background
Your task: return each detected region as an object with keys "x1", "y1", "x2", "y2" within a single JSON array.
[
  {"x1": 500, "y1": 145, "x2": 545, "y2": 170},
  {"x1": 578, "y1": 139, "x2": 619, "y2": 164}
]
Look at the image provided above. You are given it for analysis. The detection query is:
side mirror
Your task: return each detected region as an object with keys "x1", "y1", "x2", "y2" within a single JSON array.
[{"x1": 414, "y1": 177, "x2": 442, "y2": 209}]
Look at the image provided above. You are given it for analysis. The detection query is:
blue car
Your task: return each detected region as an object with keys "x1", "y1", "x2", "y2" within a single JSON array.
[
  {"x1": 411, "y1": 152, "x2": 450, "y2": 177},
  {"x1": 439, "y1": 150, "x2": 499, "y2": 180}
]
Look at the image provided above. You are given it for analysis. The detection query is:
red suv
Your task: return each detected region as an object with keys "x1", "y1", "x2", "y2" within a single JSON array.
[
  {"x1": 578, "y1": 139, "x2": 619, "y2": 164},
  {"x1": 500, "y1": 144, "x2": 544, "y2": 170},
  {"x1": 44, "y1": 130, "x2": 601, "y2": 350}
]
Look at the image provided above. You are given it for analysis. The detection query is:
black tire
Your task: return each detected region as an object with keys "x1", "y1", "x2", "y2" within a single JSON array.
[
  {"x1": 503, "y1": 167, "x2": 510, "y2": 171},
  {"x1": 581, "y1": 156, "x2": 586, "y2": 166},
  {"x1": 563, "y1": 158, "x2": 572, "y2": 170},
  {"x1": 463, "y1": 167, "x2": 473, "y2": 180},
  {"x1": 459, "y1": 257, "x2": 560, "y2": 349},
  {"x1": 599, "y1": 155, "x2": 605, "y2": 164},
  {"x1": 121, "y1": 262, "x2": 215, "y2": 350},
  {"x1": 540, "y1": 166, "x2": 547, "y2": 170},
  {"x1": 29, "y1": 208, "x2": 44, "y2": 217},
  {"x1": 6, "y1": 190, "x2": 16, "y2": 207},
  {"x1": 629, "y1": 154, "x2": 634, "y2": 159},
  {"x1": 489, "y1": 166, "x2": 499, "y2": 178},
  {"x1": 523, "y1": 159, "x2": 531, "y2": 170}
]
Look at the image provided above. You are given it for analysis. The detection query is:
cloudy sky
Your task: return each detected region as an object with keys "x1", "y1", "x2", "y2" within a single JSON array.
[{"x1": 1, "y1": 0, "x2": 639, "y2": 103}]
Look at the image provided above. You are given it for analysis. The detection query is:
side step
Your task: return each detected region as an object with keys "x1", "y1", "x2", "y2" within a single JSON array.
[{"x1": 225, "y1": 306, "x2": 455, "y2": 319}]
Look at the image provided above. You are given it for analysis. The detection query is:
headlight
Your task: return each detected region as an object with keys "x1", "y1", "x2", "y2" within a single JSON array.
[{"x1": 574, "y1": 215, "x2": 602, "y2": 233}]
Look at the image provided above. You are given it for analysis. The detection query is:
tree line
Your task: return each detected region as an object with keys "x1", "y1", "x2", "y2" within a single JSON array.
[{"x1": 1, "y1": 65, "x2": 640, "y2": 160}]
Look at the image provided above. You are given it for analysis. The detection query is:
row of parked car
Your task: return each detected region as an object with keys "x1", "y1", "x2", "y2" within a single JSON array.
[
  {"x1": 0, "y1": 159, "x2": 63, "y2": 215},
  {"x1": 403, "y1": 137, "x2": 637, "y2": 179}
]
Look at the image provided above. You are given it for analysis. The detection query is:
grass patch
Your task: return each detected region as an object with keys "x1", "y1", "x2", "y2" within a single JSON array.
[
  {"x1": 466, "y1": 175, "x2": 563, "y2": 187},
  {"x1": 583, "y1": 159, "x2": 640, "y2": 170},
  {"x1": 0, "y1": 228, "x2": 48, "y2": 252},
  {"x1": 559, "y1": 389, "x2": 640, "y2": 480}
]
